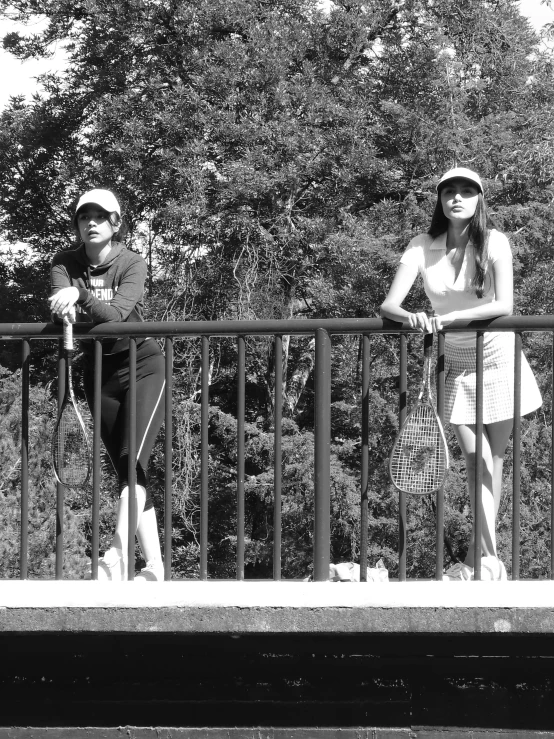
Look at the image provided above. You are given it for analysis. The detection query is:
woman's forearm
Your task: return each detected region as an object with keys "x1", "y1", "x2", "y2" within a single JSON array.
[
  {"x1": 380, "y1": 301, "x2": 416, "y2": 323},
  {"x1": 441, "y1": 300, "x2": 513, "y2": 324}
]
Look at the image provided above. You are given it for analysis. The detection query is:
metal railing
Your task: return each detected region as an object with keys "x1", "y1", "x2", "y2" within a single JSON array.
[{"x1": 2, "y1": 315, "x2": 553, "y2": 582}]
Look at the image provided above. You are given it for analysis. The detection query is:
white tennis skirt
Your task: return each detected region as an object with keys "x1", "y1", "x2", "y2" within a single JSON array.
[{"x1": 444, "y1": 332, "x2": 542, "y2": 425}]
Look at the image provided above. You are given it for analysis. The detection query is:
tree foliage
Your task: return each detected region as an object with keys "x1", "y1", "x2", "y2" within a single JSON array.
[
  {"x1": 0, "y1": 367, "x2": 89, "y2": 578},
  {"x1": 1, "y1": 0, "x2": 554, "y2": 579}
]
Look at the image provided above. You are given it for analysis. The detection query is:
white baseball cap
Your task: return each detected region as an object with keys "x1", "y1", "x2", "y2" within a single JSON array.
[
  {"x1": 75, "y1": 188, "x2": 121, "y2": 216},
  {"x1": 436, "y1": 167, "x2": 483, "y2": 194}
]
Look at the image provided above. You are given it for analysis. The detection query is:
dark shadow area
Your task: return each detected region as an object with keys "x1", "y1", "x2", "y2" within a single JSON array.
[{"x1": 1, "y1": 633, "x2": 554, "y2": 729}]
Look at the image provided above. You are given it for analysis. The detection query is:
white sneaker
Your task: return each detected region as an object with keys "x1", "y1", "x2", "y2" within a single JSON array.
[
  {"x1": 135, "y1": 559, "x2": 164, "y2": 582},
  {"x1": 442, "y1": 562, "x2": 473, "y2": 581},
  {"x1": 479, "y1": 556, "x2": 508, "y2": 581},
  {"x1": 87, "y1": 547, "x2": 127, "y2": 581}
]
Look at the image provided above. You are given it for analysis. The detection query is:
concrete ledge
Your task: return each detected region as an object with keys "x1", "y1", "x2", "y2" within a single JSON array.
[
  {"x1": 1, "y1": 580, "x2": 554, "y2": 634},
  {"x1": 3, "y1": 579, "x2": 554, "y2": 608}
]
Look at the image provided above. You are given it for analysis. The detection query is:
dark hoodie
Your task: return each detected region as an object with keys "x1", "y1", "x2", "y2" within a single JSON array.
[{"x1": 50, "y1": 243, "x2": 147, "y2": 356}]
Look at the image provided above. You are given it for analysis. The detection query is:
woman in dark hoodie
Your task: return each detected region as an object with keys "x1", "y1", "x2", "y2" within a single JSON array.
[{"x1": 49, "y1": 189, "x2": 165, "y2": 581}]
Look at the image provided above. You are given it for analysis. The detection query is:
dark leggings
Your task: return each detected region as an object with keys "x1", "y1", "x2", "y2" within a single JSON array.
[{"x1": 84, "y1": 339, "x2": 165, "y2": 512}]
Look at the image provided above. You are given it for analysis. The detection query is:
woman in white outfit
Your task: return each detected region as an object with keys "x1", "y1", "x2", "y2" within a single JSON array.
[{"x1": 380, "y1": 167, "x2": 542, "y2": 580}]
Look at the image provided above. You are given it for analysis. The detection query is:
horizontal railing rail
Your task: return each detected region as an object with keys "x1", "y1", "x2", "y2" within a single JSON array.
[
  {"x1": 3, "y1": 314, "x2": 554, "y2": 338},
  {"x1": 2, "y1": 316, "x2": 553, "y2": 583}
]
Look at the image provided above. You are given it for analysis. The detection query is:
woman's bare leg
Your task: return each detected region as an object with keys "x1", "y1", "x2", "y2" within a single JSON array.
[
  {"x1": 452, "y1": 419, "x2": 512, "y2": 567},
  {"x1": 487, "y1": 419, "x2": 513, "y2": 517},
  {"x1": 136, "y1": 507, "x2": 163, "y2": 564},
  {"x1": 109, "y1": 484, "x2": 147, "y2": 556}
]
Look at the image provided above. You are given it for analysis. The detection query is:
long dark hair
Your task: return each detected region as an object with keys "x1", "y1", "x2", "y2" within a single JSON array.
[{"x1": 428, "y1": 190, "x2": 497, "y2": 299}]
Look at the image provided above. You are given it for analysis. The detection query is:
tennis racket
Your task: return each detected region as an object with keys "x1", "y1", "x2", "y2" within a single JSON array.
[
  {"x1": 389, "y1": 332, "x2": 449, "y2": 495},
  {"x1": 51, "y1": 318, "x2": 91, "y2": 487}
]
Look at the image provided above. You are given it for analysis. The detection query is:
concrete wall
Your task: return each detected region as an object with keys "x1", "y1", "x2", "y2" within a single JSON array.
[{"x1": 1, "y1": 581, "x2": 554, "y2": 736}]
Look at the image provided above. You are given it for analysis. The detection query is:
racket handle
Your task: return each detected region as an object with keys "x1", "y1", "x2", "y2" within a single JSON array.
[
  {"x1": 423, "y1": 331, "x2": 433, "y2": 357},
  {"x1": 63, "y1": 318, "x2": 74, "y2": 351}
]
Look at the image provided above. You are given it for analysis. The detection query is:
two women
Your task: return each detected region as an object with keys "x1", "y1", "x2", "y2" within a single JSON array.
[
  {"x1": 49, "y1": 189, "x2": 165, "y2": 581},
  {"x1": 381, "y1": 167, "x2": 542, "y2": 580},
  {"x1": 51, "y1": 170, "x2": 540, "y2": 582}
]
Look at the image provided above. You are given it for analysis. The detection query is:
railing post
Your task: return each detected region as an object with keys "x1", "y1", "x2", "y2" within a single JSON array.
[
  {"x1": 127, "y1": 337, "x2": 137, "y2": 581},
  {"x1": 550, "y1": 331, "x2": 554, "y2": 580},
  {"x1": 236, "y1": 335, "x2": 245, "y2": 580},
  {"x1": 474, "y1": 332, "x2": 484, "y2": 581},
  {"x1": 91, "y1": 340, "x2": 102, "y2": 580},
  {"x1": 398, "y1": 333, "x2": 408, "y2": 581},
  {"x1": 435, "y1": 332, "x2": 445, "y2": 580},
  {"x1": 201, "y1": 336, "x2": 209, "y2": 580},
  {"x1": 512, "y1": 332, "x2": 522, "y2": 580},
  {"x1": 360, "y1": 334, "x2": 370, "y2": 582},
  {"x1": 273, "y1": 334, "x2": 283, "y2": 581},
  {"x1": 164, "y1": 337, "x2": 174, "y2": 581},
  {"x1": 55, "y1": 338, "x2": 65, "y2": 580},
  {"x1": 20, "y1": 339, "x2": 30, "y2": 580},
  {"x1": 314, "y1": 328, "x2": 331, "y2": 581}
]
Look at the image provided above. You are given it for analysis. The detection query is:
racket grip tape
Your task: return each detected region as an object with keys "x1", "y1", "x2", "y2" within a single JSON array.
[{"x1": 63, "y1": 319, "x2": 74, "y2": 351}]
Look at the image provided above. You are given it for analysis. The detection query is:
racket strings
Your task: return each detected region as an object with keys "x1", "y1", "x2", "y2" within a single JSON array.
[
  {"x1": 390, "y1": 404, "x2": 447, "y2": 494},
  {"x1": 53, "y1": 405, "x2": 90, "y2": 486}
]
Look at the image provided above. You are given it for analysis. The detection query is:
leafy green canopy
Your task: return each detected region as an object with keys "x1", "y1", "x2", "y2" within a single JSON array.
[{"x1": 1, "y1": 0, "x2": 553, "y2": 578}]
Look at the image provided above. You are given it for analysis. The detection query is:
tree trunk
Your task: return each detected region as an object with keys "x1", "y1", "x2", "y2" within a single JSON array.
[{"x1": 283, "y1": 337, "x2": 316, "y2": 418}]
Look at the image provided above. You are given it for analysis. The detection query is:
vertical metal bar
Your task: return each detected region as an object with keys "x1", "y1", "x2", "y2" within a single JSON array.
[
  {"x1": 398, "y1": 333, "x2": 408, "y2": 581},
  {"x1": 201, "y1": 336, "x2": 209, "y2": 580},
  {"x1": 435, "y1": 332, "x2": 446, "y2": 580},
  {"x1": 273, "y1": 335, "x2": 283, "y2": 581},
  {"x1": 91, "y1": 340, "x2": 102, "y2": 580},
  {"x1": 314, "y1": 328, "x2": 331, "y2": 581},
  {"x1": 127, "y1": 337, "x2": 137, "y2": 581},
  {"x1": 164, "y1": 337, "x2": 173, "y2": 581},
  {"x1": 55, "y1": 338, "x2": 66, "y2": 580},
  {"x1": 550, "y1": 335, "x2": 554, "y2": 580},
  {"x1": 474, "y1": 332, "x2": 484, "y2": 581},
  {"x1": 20, "y1": 339, "x2": 30, "y2": 580},
  {"x1": 360, "y1": 334, "x2": 370, "y2": 582},
  {"x1": 512, "y1": 333, "x2": 522, "y2": 580},
  {"x1": 236, "y1": 335, "x2": 246, "y2": 580}
]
